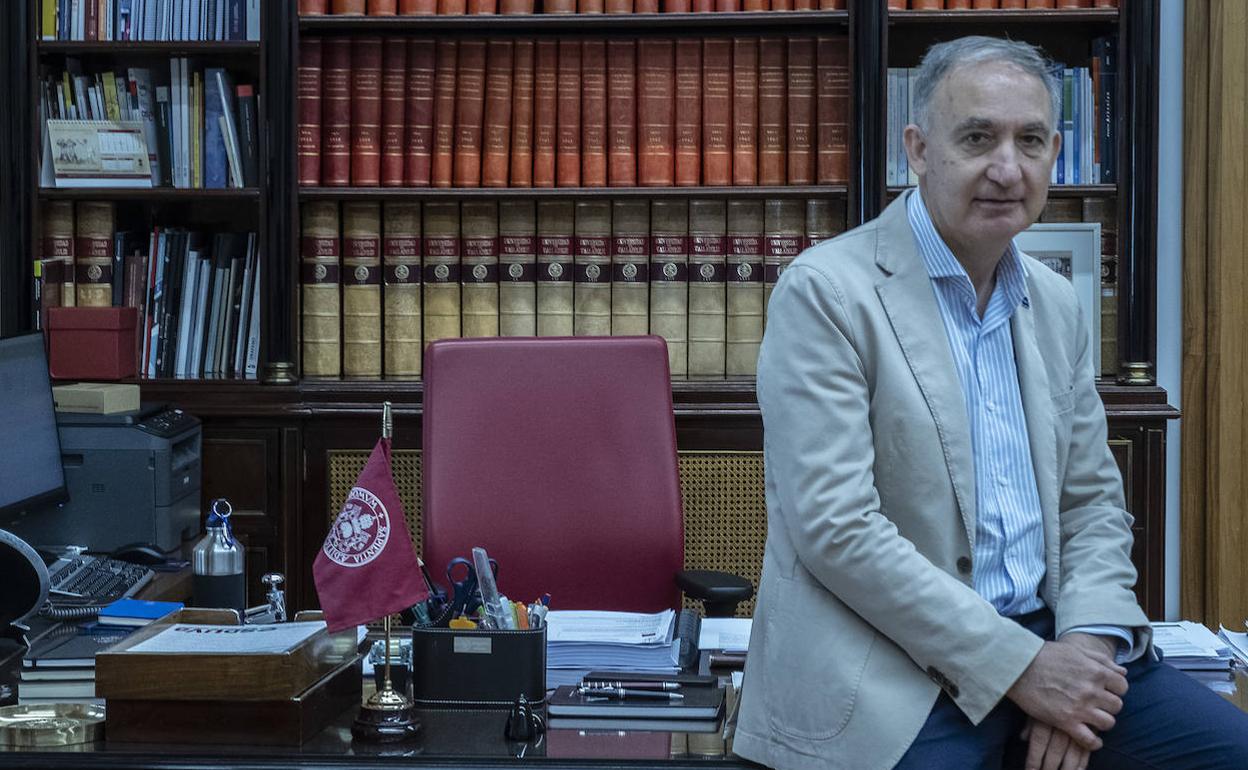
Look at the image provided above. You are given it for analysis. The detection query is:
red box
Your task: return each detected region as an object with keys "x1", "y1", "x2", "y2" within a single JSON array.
[{"x1": 46, "y1": 307, "x2": 138, "y2": 381}]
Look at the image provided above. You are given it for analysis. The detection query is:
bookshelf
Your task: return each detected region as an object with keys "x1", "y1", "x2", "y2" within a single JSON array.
[{"x1": 0, "y1": 0, "x2": 1175, "y2": 617}]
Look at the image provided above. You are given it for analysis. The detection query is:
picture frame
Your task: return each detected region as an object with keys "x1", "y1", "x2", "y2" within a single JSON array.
[{"x1": 1014, "y1": 222, "x2": 1103, "y2": 373}]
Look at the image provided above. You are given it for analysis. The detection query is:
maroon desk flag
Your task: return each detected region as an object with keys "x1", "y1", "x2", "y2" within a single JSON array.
[{"x1": 313, "y1": 437, "x2": 429, "y2": 632}]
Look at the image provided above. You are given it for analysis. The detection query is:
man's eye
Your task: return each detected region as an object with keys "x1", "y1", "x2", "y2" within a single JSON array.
[
  {"x1": 964, "y1": 133, "x2": 988, "y2": 146},
  {"x1": 1020, "y1": 135, "x2": 1044, "y2": 147}
]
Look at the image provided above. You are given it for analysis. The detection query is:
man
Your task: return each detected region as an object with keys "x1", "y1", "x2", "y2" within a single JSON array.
[{"x1": 733, "y1": 36, "x2": 1248, "y2": 770}]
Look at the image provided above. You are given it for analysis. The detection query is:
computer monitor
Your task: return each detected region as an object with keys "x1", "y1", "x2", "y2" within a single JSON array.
[{"x1": 0, "y1": 333, "x2": 67, "y2": 517}]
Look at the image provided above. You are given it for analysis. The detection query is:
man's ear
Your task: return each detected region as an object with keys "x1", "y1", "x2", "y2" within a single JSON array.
[
  {"x1": 1047, "y1": 129, "x2": 1062, "y2": 173},
  {"x1": 903, "y1": 124, "x2": 927, "y2": 176}
]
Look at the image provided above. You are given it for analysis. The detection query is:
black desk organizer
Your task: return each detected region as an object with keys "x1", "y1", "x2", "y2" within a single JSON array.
[{"x1": 410, "y1": 624, "x2": 547, "y2": 708}]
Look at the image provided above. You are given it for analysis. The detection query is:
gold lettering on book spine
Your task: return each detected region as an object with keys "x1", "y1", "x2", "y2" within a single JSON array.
[
  {"x1": 343, "y1": 202, "x2": 382, "y2": 377},
  {"x1": 383, "y1": 202, "x2": 422, "y2": 377},
  {"x1": 302, "y1": 201, "x2": 342, "y2": 377}
]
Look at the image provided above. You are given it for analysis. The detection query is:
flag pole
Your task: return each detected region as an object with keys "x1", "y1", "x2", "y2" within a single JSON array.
[{"x1": 380, "y1": 402, "x2": 394, "y2": 699}]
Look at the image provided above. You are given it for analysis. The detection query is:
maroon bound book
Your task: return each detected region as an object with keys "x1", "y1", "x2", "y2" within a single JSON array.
[
  {"x1": 297, "y1": 37, "x2": 323, "y2": 186},
  {"x1": 581, "y1": 39, "x2": 607, "y2": 188},
  {"x1": 404, "y1": 37, "x2": 436, "y2": 186},
  {"x1": 351, "y1": 36, "x2": 383, "y2": 186},
  {"x1": 786, "y1": 36, "x2": 815, "y2": 185},
  {"x1": 731, "y1": 37, "x2": 758, "y2": 186},
  {"x1": 674, "y1": 37, "x2": 702, "y2": 187},
  {"x1": 532, "y1": 39, "x2": 558, "y2": 188},
  {"x1": 757, "y1": 36, "x2": 787, "y2": 186},
  {"x1": 453, "y1": 39, "x2": 487, "y2": 187},
  {"x1": 482, "y1": 40, "x2": 514, "y2": 188},
  {"x1": 816, "y1": 35, "x2": 850, "y2": 184},
  {"x1": 606, "y1": 38, "x2": 637, "y2": 187},
  {"x1": 637, "y1": 38, "x2": 675, "y2": 187},
  {"x1": 322, "y1": 38, "x2": 353, "y2": 187},
  {"x1": 380, "y1": 37, "x2": 408, "y2": 187},
  {"x1": 556, "y1": 39, "x2": 582, "y2": 187},
  {"x1": 431, "y1": 40, "x2": 458, "y2": 188},
  {"x1": 701, "y1": 37, "x2": 732, "y2": 187},
  {"x1": 510, "y1": 40, "x2": 535, "y2": 187}
]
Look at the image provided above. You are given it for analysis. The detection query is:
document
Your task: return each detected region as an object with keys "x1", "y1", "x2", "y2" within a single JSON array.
[
  {"x1": 1218, "y1": 627, "x2": 1248, "y2": 666},
  {"x1": 127, "y1": 621, "x2": 326, "y2": 654},
  {"x1": 698, "y1": 617, "x2": 752, "y2": 652},
  {"x1": 1150, "y1": 621, "x2": 1233, "y2": 670},
  {"x1": 545, "y1": 610, "x2": 676, "y2": 645}
]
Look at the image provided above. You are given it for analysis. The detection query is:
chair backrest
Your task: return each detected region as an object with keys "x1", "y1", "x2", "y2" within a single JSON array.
[{"x1": 422, "y1": 336, "x2": 684, "y2": 612}]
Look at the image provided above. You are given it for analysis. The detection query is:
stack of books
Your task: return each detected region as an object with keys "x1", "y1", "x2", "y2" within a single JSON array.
[
  {"x1": 19, "y1": 623, "x2": 136, "y2": 706},
  {"x1": 544, "y1": 609, "x2": 682, "y2": 689}
]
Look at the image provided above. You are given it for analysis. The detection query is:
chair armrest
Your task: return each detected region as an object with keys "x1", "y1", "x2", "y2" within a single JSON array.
[{"x1": 675, "y1": 569, "x2": 754, "y2": 618}]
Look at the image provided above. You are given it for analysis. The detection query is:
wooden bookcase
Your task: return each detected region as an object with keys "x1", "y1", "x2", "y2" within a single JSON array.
[{"x1": 0, "y1": 0, "x2": 1176, "y2": 617}]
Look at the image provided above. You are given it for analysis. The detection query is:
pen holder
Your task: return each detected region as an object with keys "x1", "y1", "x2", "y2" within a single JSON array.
[{"x1": 409, "y1": 625, "x2": 546, "y2": 708}]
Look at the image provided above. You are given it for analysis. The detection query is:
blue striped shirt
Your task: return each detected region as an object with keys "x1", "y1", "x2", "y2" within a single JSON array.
[{"x1": 906, "y1": 190, "x2": 1133, "y2": 655}]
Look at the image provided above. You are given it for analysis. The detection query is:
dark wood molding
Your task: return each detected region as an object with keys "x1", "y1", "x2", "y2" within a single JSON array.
[
  {"x1": 37, "y1": 41, "x2": 260, "y2": 54},
  {"x1": 262, "y1": 0, "x2": 298, "y2": 383},
  {"x1": 36, "y1": 188, "x2": 261, "y2": 201},
  {"x1": 853, "y1": 0, "x2": 884, "y2": 225},
  {"x1": 299, "y1": 9, "x2": 848, "y2": 34},
  {"x1": 0, "y1": 1, "x2": 34, "y2": 337}
]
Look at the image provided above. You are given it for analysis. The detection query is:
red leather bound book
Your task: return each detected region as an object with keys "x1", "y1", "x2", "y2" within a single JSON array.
[
  {"x1": 1000, "y1": 0, "x2": 1025, "y2": 6},
  {"x1": 886, "y1": 0, "x2": 905, "y2": 9},
  {"x1": 532, "y1": 39, "x2": 558, "y2": 188},
  {"x1": 606, "y1": 38, "x2": 636, "y2": 187},
  {"x1": 381, "y1": 38, "x2": 407, "y2": 186},
  {"x1": 715, "y1": 0, "x2": 740, "y2": 9},
  {"x1": 1025, "y1": 0, "x2": 1056, "y2": 7},
  {"x1": 454, "y1": 39, "x2": 487, "y2": 187},
  {"x1": 664, "y1": 0, "x2": 690, "y2": 11},
  {"x1": 674, "y1": 38, "x2": 701, "y2": 187},
  {"x1": 634, "y1": 0, "x2": 659, "y2": 11},
  {"x1": 1092, "y1": 0, "x2": 1117, "y2": 7},
  {"x1": 297, "y1": 37, "x2": 322, "y2": 186},
  {"x1": 399, "y1": 0, "x2": 437, "y2": 11},
  {"x1": 731, "y1": 37, "x2": 758, "y2": 186},
  {"x1": 439, "y1": 0, "x2": 468, "y2": 13},
  {"x1": 692, "y1": 0, "x2": 713, "y2": 9},
  {"x1": 973, "y1": 0, "x2": 999, "y2": 8},
  {"x1": 579, "y1": 0, "x2": 606, "y2": 10},
  {"x1": 911, "y1": 0, "x2": 942, "y2": 8},
  {"x1": 1056, "y1": 0, "x2": 1089, "y2": 6},
  {"x1": 637, "y1": 38, "x2": 675, "y2": 186},
  {"x1": 500, "y1": 0, "x2": 534, "y2": 10},
  {"x1": 947, "y1": 0, "x2": 972, "y2": 9},
  {"x1": 333, "y1": 0, "x2": 366, "y2": 12},
  {"x1": 545, "y1": 0, "x2": 577, "y2": 12},
  {"x1": 299, "y1": 1, "x2": 329, "y2": 13},
  {"x1": 742, "y1": 0, "x2": 768, "y2": 10},
  {"x1": 405, "y1": 38, "x2": 436, "y2": 186},
  {"x1": 351, "y1": 37, "x2": 383, "y2": 186},
  {"x1": 771, "y1": 0, "x2": 792, "y2": 8},
  {"x1": 786, "y1": 36, "x2": 815, "y2": 185},
  {"x1": 322, "y1": 38, "x2": 353, "y2": 187},
  {"x1": 368, "y1": 0, "x2": 398, "y2": 12},
  {"x1": 432, "y1": 40, "x2": 458, "y2": 188},
  {"x1": 757, "y1": 36, "x2": 787, "y2": 186},
  {"x1": 793, "y1": 0, "x2": 815, "y2": 9},
  {"x1": 605, "y1": 0, "x2": 632, "y2": 10},
  {"x1": 556, "y1": 39, "x2": 581, "y2": 188},
  {"x1": 482, "y1": 40, "x2": 514, "y2": 188},
  {"x1": 469, "y1": 0, "x2": 498, "y2": 12},
  {"x1": 818, "y1": 0, "x2": 846, "y2": 7},
  {"x1": 581, "y1": 40, "x2": 607, "y2": 187},
  {"x1": 702, "y1": 38, "x2": 731, "y2": 187},
  {"x1": 816, "y1": 35, "x2": 849, "y2": 184},
  {"x1": 510, "y1": 40, "x2": 535, "y2": 187}
]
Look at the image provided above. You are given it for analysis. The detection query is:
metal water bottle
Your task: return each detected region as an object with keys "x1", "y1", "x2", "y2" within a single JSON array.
[{"x1": 192, "y1": 498, "x2": 246, "y2": 613}]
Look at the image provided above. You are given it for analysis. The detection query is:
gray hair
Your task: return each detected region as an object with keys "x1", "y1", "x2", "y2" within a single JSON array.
[{"x1": 911, "y1": 36, "x2": 1062, "y2": 133}]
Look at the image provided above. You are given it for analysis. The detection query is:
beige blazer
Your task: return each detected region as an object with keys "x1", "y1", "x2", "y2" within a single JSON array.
[{"x1": 732, "y1": 192, "x2": 1150, "y2": 770}]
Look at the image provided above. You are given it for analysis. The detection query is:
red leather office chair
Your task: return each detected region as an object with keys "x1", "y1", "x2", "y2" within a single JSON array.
[{"x1": 422, "y1": 336, "x2": 751, "y2": 615}]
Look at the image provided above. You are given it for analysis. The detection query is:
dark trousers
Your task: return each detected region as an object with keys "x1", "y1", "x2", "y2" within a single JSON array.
[{"x1": 894, "y1": 609, "x2": 1248, "y2": 769}]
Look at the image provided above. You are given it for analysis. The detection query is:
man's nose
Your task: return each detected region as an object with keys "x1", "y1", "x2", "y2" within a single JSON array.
[{"x1": 985, "y1": 145, "x2": 1024, "y2": 187}]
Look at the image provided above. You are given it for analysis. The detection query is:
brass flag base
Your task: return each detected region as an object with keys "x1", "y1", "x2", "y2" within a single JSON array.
[{"x1": 351, "y1": 611, "x2": 419, "y2": 743}]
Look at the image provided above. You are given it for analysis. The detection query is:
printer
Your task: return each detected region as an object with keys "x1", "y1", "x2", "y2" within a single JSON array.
[{"x1": 3, "y1": 404, "x2": 202, "y2": 553}]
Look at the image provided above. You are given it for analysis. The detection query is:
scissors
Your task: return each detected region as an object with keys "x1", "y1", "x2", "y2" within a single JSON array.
[{"x1": 446, "y1": 556, "x2": 499, "y2": 619}]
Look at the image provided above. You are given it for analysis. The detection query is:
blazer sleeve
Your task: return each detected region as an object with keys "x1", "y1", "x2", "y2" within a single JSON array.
[
  {"x1": 1051, "y1": 299, "x2": 1152, "y2": 653},
  {"x1": 757, "y1": 263, "x2": 1044, "y2": 724}
]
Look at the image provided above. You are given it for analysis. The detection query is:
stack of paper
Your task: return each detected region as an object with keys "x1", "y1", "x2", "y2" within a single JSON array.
[
  {"x1": 544, "y1": 610, "x2": 679, "y2": 689},
  {"x1": 1217, "y1": 626, "x2": 1248, "y2": 667},
  {"x1": 1151, "y1": 621, "x2": 1234, "y2": 671}
]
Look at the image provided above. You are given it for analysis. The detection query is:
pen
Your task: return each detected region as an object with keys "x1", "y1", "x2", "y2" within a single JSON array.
[
  {"x1": 577, "y1": 686, "x2": 685, "y2": 701},
  {"x1": 582, "y1": 680, "x2": 682, "y2": 691}
]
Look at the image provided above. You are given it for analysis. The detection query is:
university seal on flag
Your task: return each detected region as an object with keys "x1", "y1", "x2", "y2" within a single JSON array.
[{"x1": 322, "y1": 487, "x2": 392, "y2": 568}]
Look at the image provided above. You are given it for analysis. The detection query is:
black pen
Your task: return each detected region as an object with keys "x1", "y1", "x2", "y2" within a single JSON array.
[
  {"x1": 578, "y1": 686, "x2": 685, "y2": 701},
  {"x1": 582, "y1": 680, "x2": 682, "y2": 691}
]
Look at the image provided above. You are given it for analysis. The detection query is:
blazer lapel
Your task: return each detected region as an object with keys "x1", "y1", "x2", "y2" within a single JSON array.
[{"x1": 873, "y1": 194, "x2": 978, "y2": 549}]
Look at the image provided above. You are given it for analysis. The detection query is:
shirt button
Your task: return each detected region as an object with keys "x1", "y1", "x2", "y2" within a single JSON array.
[
  {"x1": 986, "y1": 401, "x2": 996, "y2": 412},
  {"x1": 998, "y1": 476, "x2": 1009, "y2": 487},
  {"x1": 956, "y1": 557, "x2": 972, "y2": 575}
]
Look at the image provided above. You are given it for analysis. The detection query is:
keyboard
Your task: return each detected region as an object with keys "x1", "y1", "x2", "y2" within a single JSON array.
[{"x1": 47, "y1": 555, "x2": 155, "y2": 605}]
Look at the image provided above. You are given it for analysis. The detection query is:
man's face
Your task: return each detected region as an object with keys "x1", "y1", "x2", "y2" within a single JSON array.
[{"x1": 905, "y1": 61, "x2": 1061, "y2": 258}]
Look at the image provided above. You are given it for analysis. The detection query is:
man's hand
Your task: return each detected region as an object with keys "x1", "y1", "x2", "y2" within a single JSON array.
[
  {"x1": 1061, "y1": 631, "x2": 1119, "y2": 661},
  {"x1": 1006, "y1": 640, "x2": 1128, "y2": 751},
  {"x1": 1021, "y1": 718, "x2": 1090, "y2": 770}
]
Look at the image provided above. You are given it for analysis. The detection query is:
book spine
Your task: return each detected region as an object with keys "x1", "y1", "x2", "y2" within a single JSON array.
[
  {"x1": 716, "y1": 0, "x2": 741, "y2": 9},
  {"x1": 453, "y1": 39, "x2": 487, "y2": 187},
  {"x1": 461, "y1": 200, "x2": 500, "y2": 337},
  {"x1": 637, "y1": 38, "x2": 675, "y2": 186},
  {"x1": 536, "y1": 199, "x2": 574, "y2": 336},
  {"x1": 532, "y1": 39, "x2": 558, "y2": 188},
  {"x1": 404, "y1": 38, "x2": 435, "y2": 186},
  {"x1": 674, "y1": 37, "x2": 702, "y2": 187},
  {"x1": 634, "y1": 0, "x2": 659, "y2": 9},
  {"x1": 1026, "y1": 0, "x2": 1057, "y2": 7},
  {"x1": 758, "y1": 36, "x2": 787, "y2": 186},
  {"x1": 432, "y1": 39, "x2": 459, "y2": 187},
  {"x1": 743, "y1": 0, "x2": 768, "y2": 10},
  {"x1": 665, "y1": 0, "x2": 690, "y2": 9},
  {"x1": 816, "y1": 35, "x2": 850, "y2": 184},
  {"x1": 763, "y1": 199, "x2": 803, "y2": 314},
  {"x1": 382, "y1": 201, "x2": 422, "y2": 376},
  {"x1": 342, "y1": 202, "x2": 382, "y2": 377},
  {"x1": 688, "y1": 199, "x2": 726, "y2": 377},
  {"x1": 650, "y1": 200, "x2": 688, "y2": 377},
  {"x1": 912, "y1": 0, "x2": 943, "y2": 8},
  {"x1": 556, "y1": 38, "x2": 582, "y2": 187},
  {"x1": 422, "y1": 202, "x2": 462, "y2": 344},
  {"x1": 301, "y1": 200, "x2": 342, "y2": 377},
  {"x1": 333, "y1": 0, "x2": 367, "y2": 11},
  {"x1": 581, "y1": 39, "x2": 607, "y2": 188},
  {"x1": 469, "y1": 0, "x2": 497, "y2": 11},
  {"x1": 702, "y1": 37, "x2": 732, "y2": 187},
  {"x1": 579, "y1": 0, "x2": 605, "y2": 10},
  {"x1": 804, "y1": 198, "x2": 841, "y2": 251},
  {"x1": 605, "y1": 0, "x2": 633, "y2": 10},
  {"x1": 400, "y1": 0, "x2": 437, "y2": 11},
  {"x1": 1083, "y1": 196, "x2": 1117, "y2": 376},
  {"x1": 726, "y1": 199, "x2": 763, "y2": 375},
  {"x1": 610, "y1": 199, "x2": 649, "y2": 336},
  {"x1": 75, "y1": 201, "x2": 115, "y2": 307},
  {"x1": 819, "y1": 0, "x2": 846, "y2": 7},
  {"x1": 509, "y1": 40, "x2": 535, "y2": 187},
  {"x1": 499, "y1": 200, "x2": 537, "y2": 336},
  {"x1": 573, "y1": 200, "x2": 612, "y2": 336},
  {"x1": 43, "y1": 201, "x2": 77, "y2": 309},
  {"x1": 482, "y1": 40, "x2": 514, "y2": 188},
  {"x1": 297, "y1": 37, "x2": 323, "y2": 186},
  {"x1": 237, "y1": 86, "x2": 260, "y2": 188},
  {"x1": 732, "y1": 37, "x2": 758, "y2": 185},
  {"x1": 322, "y1": 38, "x2": 353, "y2": 187},
  {"x1": 545, "y1": 0, "x2": 576, "y2": 11},
  {"x1": 380, "y1": 37, "x2": 407, "y2": 187},
  {"x1": 439, "y1": 0, "x2": 467, "y2": 11},
  {"x1": 606, "y1": 38, "x2": 637, "y2": 187},
  {"x1": 369, "y1": 0, "x2": 399, "y2": 11},
  {"x1": 500, "y1": 0, "x2": 535, "y2": 11},
  {"x1": 786, "y1": 37, "x2": 815, "y2": 185},
  {"x1": 351, "y1": 38, "x2": 383, "y2": 187}
]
